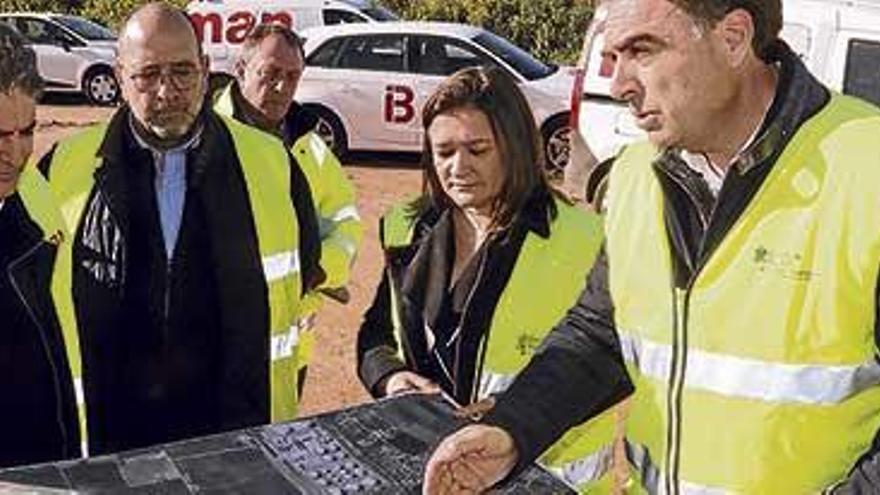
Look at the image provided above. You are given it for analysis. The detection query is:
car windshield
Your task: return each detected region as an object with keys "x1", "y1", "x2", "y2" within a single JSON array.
[
  {"x1": 360, "y1": 6, "x2": 399, "y2": 21},
  {"x1": 54, "y1": 15, "x2": 116, "y2": 41},
  {"x1": 472, "y1": 31, "x2": 554, "y2": 81}
]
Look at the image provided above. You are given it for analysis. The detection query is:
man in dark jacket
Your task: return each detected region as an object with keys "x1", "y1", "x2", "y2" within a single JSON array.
[
  {"x1": 0, "y1": 24, "x2": 79, "y2": 467},
  {"x1": 213, "y1": 23, "x2": 363, "y2": 398},
  {"x1": 424, "y1": 0, "x2": 880, "y2": 493},
  {"x1": 37, "y1": 3, "x2": 322, "y2": 456}
]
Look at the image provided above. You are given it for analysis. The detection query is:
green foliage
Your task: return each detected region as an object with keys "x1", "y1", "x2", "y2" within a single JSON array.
[
  {"x1": 0, "y1": 0, "x2": 79, "y2": 12},
  {"x1": 3, "y1": 0, "x2": 592, "y2": 64},
  {"x1": 382, "y1": 0, "x2": 594, "y2": 64},
  {"x1": 0, "y1": 0, "x2": 187, "y2": 29},
  {"x1": 77, "y1": 0, "x2": 187, "y2": 29}
]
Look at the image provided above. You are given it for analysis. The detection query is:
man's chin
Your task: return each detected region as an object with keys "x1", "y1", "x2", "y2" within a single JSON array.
[
  {"x1": 646, "y1": 129, "x2": 674, "y2": 150},
  {"x1": 0, "y1": 180, "x2": 18, "y2": 199},
  {"x1": 148, "y1": 123, "x2": 192, "y2": 141}
]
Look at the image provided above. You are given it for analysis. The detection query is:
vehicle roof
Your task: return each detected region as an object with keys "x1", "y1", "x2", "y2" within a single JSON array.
[{"x1": 301, "y1": 21, "x2": 484, "y2": 42}]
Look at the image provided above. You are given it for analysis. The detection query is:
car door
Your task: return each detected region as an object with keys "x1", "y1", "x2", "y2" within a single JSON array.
[
  {"x1": 331, "y1": 33, "x2": 417, "y2": 150},
  {"x1": 12, "y1": 17, "x2": 83, "y2": 89},
  {"x1": 409, "y1": 35, "x2": 500, "y2": 140}
]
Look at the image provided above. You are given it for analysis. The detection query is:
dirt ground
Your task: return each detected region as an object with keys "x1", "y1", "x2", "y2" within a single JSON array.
[{"x1": 34, "y1": 100, "x2": 423, "y2": 417}]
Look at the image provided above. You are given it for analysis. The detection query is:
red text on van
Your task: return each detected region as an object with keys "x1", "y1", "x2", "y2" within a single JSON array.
[{"x1": 189, "y1": 11, "x2": 293, "y2": 45}]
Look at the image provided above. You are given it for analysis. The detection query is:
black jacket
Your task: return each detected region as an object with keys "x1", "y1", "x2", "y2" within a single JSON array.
[
  {"x1": 484, "y1": 42, "x2": 880, "y2": 492},
  {"x1": 357, "y1": 190, "x2": 573, "y2": 406},
  {"x1": 0, "y1": 194, "x2": 79, "y2": 466},
  {"x1": 37, "y1": 107, "x2": 322, "y2": 455}
]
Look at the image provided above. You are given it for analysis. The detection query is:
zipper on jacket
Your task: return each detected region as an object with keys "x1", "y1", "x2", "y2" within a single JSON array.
[
  {"x1": 664, "y1": 216, "x2": 728, "y2": 492},
  {"x1": 444, "y1": 249, "x2": 489, "y2": 404},
  {"x1": 7, "y1": 241, "x2": 72, "y2": 459}
]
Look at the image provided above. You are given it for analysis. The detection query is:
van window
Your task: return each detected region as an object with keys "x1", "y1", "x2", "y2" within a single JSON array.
[
  {"x1": 337, "y1": 35, "x2": 406, "y2": 72},
  {"x1": 323, "y1": 9, "x2": 368, "y2": 25},
  {"x1": 844, "y1": 39, "x2": 880, "y2": 106},
  {"x1": 308, "y1": 38, "x2": 344, "y2": 67},
  {"x1": 360, "y1": 6, "x2": 398, "y2": 21}
]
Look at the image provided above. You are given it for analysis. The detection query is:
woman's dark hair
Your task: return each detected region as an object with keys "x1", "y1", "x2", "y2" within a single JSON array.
[{"x1": 419, "y1": 65, "x2": 552, "y2": 231}]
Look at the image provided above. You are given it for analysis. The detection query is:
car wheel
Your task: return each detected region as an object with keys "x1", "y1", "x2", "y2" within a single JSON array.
[
  {"x1": 310, "y1": 107, "x2": 348, "y2": 159},
  {"x1": 542, "y1": 113, "x2": 572, "y2": 181},
  {"x1": 83, "y1": 67, "x2": 119, "y2": 106}
]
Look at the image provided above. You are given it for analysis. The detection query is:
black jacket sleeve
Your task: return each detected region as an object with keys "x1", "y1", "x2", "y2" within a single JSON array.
[
  {"x1": 831, "y1": 281, "x2": 880, "y2": 493},
  {"x1": 835, "y1": 441, "x2": 880, "y2": 494},
  {"x1": 482, "y1": 246, "x2": 634, "y2": 468},
  {"x1": 356, "y1": 270, "x2": 408, "y2": 397},
  {"x1": 287, "y1": 150, "x2": 323, "y2": 293}
]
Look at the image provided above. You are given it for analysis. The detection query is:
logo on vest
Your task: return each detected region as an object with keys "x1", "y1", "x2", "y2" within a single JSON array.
[
  {"x1": 753, "y1": 245, "x2": 818, "y2": 282},
  {"x1": 516, "y1": 333, "x2": 541, "y2": 357}
]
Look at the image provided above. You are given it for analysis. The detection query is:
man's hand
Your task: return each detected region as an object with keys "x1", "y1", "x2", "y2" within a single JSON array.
[
  {"x1": 383, "y1": 371, "x2": 441, "y2": 396},
  {"x1": 422, "y1": 424, "x2": 519, "y2": 495}
]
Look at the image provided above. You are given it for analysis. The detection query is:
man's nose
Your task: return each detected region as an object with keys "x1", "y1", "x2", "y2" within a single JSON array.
[{"x1": 609, "y1": 56, "x2": 638, "y2": 103}]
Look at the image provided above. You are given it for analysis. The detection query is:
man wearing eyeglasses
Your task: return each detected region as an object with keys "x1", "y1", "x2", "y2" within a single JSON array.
[
  {"x1": 36, "y1": 2, "x2": 322, "y2": 456},
  {"x1": 213, "y1": 24, "x2": 363, "y2": 400}
]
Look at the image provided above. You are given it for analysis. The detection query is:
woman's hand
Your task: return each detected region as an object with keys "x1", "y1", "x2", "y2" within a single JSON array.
[{"x1": 383, "y1": 371, "x2": 442, "y2": 396}]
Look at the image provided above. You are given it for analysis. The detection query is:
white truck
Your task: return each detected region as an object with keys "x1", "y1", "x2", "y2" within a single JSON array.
[
  {"x1": 573, "y1": 0, "x2": 880, "y2": 163},
  {"x1": 186, "y1": 0, "x2": 397, "y2": 82}
]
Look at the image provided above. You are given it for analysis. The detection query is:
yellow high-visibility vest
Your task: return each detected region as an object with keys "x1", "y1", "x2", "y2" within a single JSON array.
[
  {"x1": 606, "y1": 93, "x2": 880, "y2": 493},
  {"x1": 47, "y1": 116, "x2": 304, "y2": 454},
  {"x1": 382, "y1": 198, "x2": 617, "y2": 492},
  {"x1": 215, "y1": 85, "x2": 364, "y2": 373}
]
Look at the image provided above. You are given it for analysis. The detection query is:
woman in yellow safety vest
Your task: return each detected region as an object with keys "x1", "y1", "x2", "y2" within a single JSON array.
[{"x1": 356, "y1": 66, "x2": 620, "y2": 492}]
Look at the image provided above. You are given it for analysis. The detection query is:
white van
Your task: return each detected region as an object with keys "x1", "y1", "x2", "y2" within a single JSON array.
[
  {"x1": 186, "y1": 0, "x2": 397, "y2": 78},
  {"x1": 573, "y1": 0, "x2": 880, "y2": 162}
]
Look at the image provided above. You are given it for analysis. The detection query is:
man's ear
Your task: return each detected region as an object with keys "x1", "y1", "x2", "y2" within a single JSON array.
[
  {"x1": 113, "y1": 61, "x2": 127, "y2": 101},
  {"x1": 715, "y1": 8, "x2": 755, "y2": 68}
]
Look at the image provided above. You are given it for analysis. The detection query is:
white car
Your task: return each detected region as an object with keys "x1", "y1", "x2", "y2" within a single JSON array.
[
  {"x1": 0, "y1": 13, "x2": 118, "y2": 105},
  {"x1": 573, "y1": 0, "x2": 880, "y2": 162},
  {"x1": 299, "y1": 22, "x2": 576, "y2": 175}
]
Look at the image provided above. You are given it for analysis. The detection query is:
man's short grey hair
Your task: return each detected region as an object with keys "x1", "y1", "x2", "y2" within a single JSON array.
[
  {"x1": 236, "y1": 23, "x2": 304, "y2": 75},
  {"x1": 0, "y1": 23, "x2": 42, "y2": 96}
]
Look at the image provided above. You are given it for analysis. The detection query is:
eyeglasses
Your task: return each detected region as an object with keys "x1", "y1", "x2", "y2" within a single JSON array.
[{"x1": 125, "y1": 63, "x2": 202, "y2": 92}]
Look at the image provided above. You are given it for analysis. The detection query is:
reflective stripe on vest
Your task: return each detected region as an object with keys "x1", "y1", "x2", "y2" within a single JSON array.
[
  {"x1": 620, "y1": 332, "x2": 880, "y2": 405},
  {"x1": 48, "y1": 117, "x2": 303, "y2": 453},
  {"x1": 606, "y1": 93, "x2": 880, "y2": 493},
  {"x1": 381, "y1": 198, "x2": 617, "y2": 491}
]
